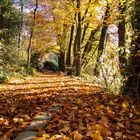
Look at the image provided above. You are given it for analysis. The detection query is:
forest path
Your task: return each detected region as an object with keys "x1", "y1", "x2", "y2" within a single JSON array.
[{"x1": 0, "y1": 72, "x2": 140, "y2": 140}]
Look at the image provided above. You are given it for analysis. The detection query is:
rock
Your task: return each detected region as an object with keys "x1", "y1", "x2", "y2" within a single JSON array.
[
  {"x1": 48, "y1": 106, "x2": 61, "y2": 112},
  {"x1": 33, "y1": 115, "x2": 51, "y2": 121},
  {"x1": 25, "y1": 121, "x2": 46, "y2": 131},
  {"x1": 13, "y1": 131, "x2": 38, "y2": 140}
]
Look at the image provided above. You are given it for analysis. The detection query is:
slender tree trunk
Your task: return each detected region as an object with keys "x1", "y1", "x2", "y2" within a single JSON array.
[
  {"x1": 0, "y1": 9, "x2": 4, "y2": 41},
  {"x1": 81, "y1": 24, "x2": 101, "y2": 65},
  {"x1": 81, "y1": 1, "x2": 91, "y2": 44},
  {"x1": 118, "y1": 1, "x2": 127, "y2": 75},
  {"x1": 81, "y1": 23, "x2": 89, "y2": 44},
  {"x1": 73, "y1": 0, "x2": 91, "y2": 67},
  {"x1": 66, "y1": 14, "x2": 76, "y2": 66},
  {"x1": 94, "y1": 3, "x2": 110, "y2": 76},
  {"x1": 72, "y1": 29, "x2": 78, "y2": 67},
  {"x1": 58, "y1": 24, "x2": 68, "y2": 72},
  {"x1": 17, "y1": 0, "x2": 23, "y2": 49},
  {"x1": 59, "y1": 50, "x2": 65, "y2": 72},
  {"x1": 81, "y1": 0, "x2": 91, "y2": 21},
  {"x1": 0, "y1": 5, "x2": 5, "y2": 64},
  {"x1": 83, "y1": 46, "x2": 98, "y2": 68},
  {"x1": 76, "y1": 0, "x2": 82, "y2": 76},
  {"x1": 27, "y1": 0, "x2": 38, "y2": 68},
  {"x1": 0, "y1": 12, "x2": 4, "y2": 62},
  {"x1": 27, "y1": 30, "x2": 33, "y2": 68}
]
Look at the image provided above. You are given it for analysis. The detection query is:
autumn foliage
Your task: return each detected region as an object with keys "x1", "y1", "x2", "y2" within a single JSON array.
[{"x1": 0, "y1": 72, "x2": 140, "y2": 139}]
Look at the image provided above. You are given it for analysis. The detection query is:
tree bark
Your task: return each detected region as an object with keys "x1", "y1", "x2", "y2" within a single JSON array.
[
  {"x1": 76, "y1": 0, "x2": 82, "y2": 76},
  {"x1": 81, "y1": 23, "x2": 89, "y2": 44},
  {"x1": 17, "y1": 0, "x2": 24, "y2": 49},
  {"x1": 58, "y1": 24, "x2": 68, "y2": 72},
  {"x1": 118, "y1": 1, "x2": 127, "y2": 75},
  {"x1": 81, "y1": 0, "x2": 91, "y2": 21},
  {"x1": 81, "y1": 0, "x2": 91, "y2": 44},
  {"x1": 59, "y1": 50, "x2": 65, "y2": 72},
  {"x1": 73, "y1": 0, "x2": 91, "y2": 67},
  {"x1": 94, "y1": 3, "x2": 110, "y2": 76},
  {"x1": 73, "y1": 28, "x2": 78, "y2": 67},
  {"x1": 27, "y1": 0, "x2": 38, "y2": 68},
  {"x1": 123, "y1": 0, "x2": 140, "y2": 100},
  {"x1": 81, "y1": 24, "x2": 101, "y2": 65},
  {"x1": 66, "y1": 14, "x2": 76, "y2": 66},
  {"x1": 0, "y1": 7, "x2": 4, "y2": 41}
]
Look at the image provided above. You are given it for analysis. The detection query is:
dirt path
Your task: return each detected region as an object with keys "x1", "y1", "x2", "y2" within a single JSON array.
[{"x1": 0, "y1": 72, "x2": 140, "y2": 140}]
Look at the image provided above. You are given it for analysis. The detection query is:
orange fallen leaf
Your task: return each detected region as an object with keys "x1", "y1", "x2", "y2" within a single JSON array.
[
  {"x1": 3, "y1": 127, "x2": 17, "y2": 139},
  {"x1": 42, "y1": 133, "x2": 50, "y2": 138},
  {"x1": 115, "y1": 131, "x2": 123, "y2": 138},
  {"x1": 133, "y1": 118, "x2": 140, "y2": 124},
  {"x1": 60, "y1": 125, "x2": 70, "y2": 133},
  {"x1": 92, "y1": 124, "x2": 104, "y2": 133},
  {"x1": 49, "y1": 135, "x2": 64, "y2": 140},
  {"x1": 0, "y1": 118, "x2": 9, "y2": 125},
  {"x1": 73, "y1": 131, "x2": 83, "y2": 140},
  {"x1": 87, "y1": 130, "x2": 103, "y2": 140},
  {"x1": 38, "y1": 127, "x2": 46, "y2": 137},
  {"x1": 13, "y1": 118, "x2": 24, "y2": 123},
  {"x1": 0, "y1": 138, "x2": 10, "y2": 140}
]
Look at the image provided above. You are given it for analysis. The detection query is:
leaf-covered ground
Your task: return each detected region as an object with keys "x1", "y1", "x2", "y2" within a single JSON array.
[{"x1": 0, "y1": 72, "x2": 140, "y2": 140}]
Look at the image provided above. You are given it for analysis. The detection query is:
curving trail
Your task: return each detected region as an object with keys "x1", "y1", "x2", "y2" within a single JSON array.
[{"x1": 0, "y1": 72, "x2": 139, "y2": 140}]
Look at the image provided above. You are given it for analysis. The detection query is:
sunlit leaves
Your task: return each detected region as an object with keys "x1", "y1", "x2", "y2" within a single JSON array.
[{"x1": 0, "y1": 70, "x2": 140, "y2": 139}]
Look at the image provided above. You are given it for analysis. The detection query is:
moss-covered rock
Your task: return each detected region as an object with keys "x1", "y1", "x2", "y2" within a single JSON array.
[{"x1": 43, "y1": 60, "x2": 59, "y2": 71}]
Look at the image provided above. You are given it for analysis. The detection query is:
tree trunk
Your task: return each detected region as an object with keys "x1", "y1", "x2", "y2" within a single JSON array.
[
  {"x1": 58, "y1": 24, "x2": 68, "y2": 72},
  {"x1": 59, "y1": 50, "x2": 65, "y2": 72},
  {"x1": 81, "y1": 0, "x2": 91, "y2": 44},
  {"x1": 94, "y1": 3, "x2": 110, "y2": 76},
  {"x1": 66, "y1": 14, "x2": 76, "y2": 66},
  {"x1": 27, "y1": 0, "x2": 38, "y2": 68},
  {"x1": 17, "y1": 0, "x2": 24, "y2": 49},
  {"x1": 76, "y1": 0, "x2": 82, "y2": 76},
  {"x1": 81, "y1": 24, "x2": 101, "y2": 65},
  {"x1": 81, "y1": 0, "x2": 91, "y2": 21},
  {"x1": 83, "y1": 46, "x2": 98, "y2": 68},
  {"x1": 73, "y1": 0, "x2": 91, "y2": 68},
  {"x1": 81, "y1": 23, "x2": 89, "y2": 44},
  {"x1": 72, "y1": 27, "x2": 78, "y2": 67},
  {"x1": 118, "y1": 1, "x2": 127, "y2": 75},
  {"x1": 0, "y1": 8, "x2": 4, "y2": 41},
  {"x1": 123, "y1": 0, "x2": 140, "y2": 100}
]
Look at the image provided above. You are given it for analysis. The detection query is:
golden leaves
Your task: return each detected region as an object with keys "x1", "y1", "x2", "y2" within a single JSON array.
[
  {"x1": 0, "y1": 72, "x2": 140, "y2": 140},
  {"x1": 73, "y1": 131, "x2": 83, "y2": 140},
  {"x1": 88, "y1": 130, "x2": 103, "y2": 140},
  {"x1": 115, "y1": 131, "x2": 123, "y2": 139},
  {"x1": 133, "y1": 118, "x2": 140, "y2": 124}
]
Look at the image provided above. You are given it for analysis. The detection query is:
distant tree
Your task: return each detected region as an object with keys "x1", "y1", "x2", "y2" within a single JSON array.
[
  {"x1": 27, "y1": 0, "x2": 38, "y2": 68},
  {"x1": 17, "y1": 0, "x2": 24, "y2": 49},
  {"x1": 0, "y1": 0, "x2": 21, "y2": 65},
  {"x1": 0, "y1": 0, "x2": 21, "y2": 45}
]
